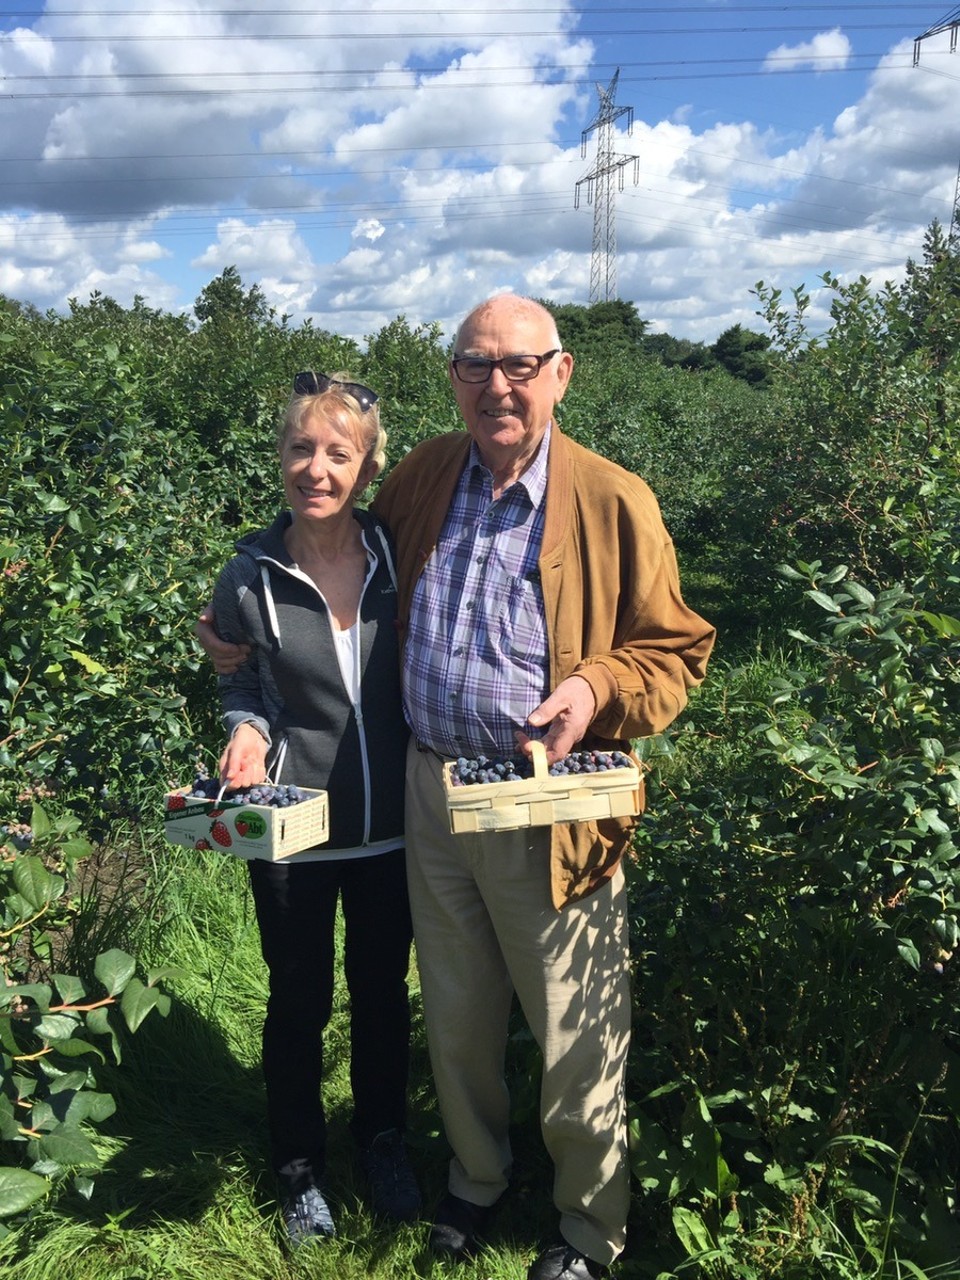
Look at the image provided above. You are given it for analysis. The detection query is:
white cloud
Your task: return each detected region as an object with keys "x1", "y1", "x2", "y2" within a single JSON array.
[
  {"x1": 763, "y1": 29, "x2": 852, "y2": 73},
  {"x1": 353, "y1": 219, "x2": 386, "y2": 242},
  {"x1": 0, "y1": 7, "x2": 957, "y2": 344}
]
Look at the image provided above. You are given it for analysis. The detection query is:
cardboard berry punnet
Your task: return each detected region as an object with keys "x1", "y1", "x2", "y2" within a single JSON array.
[{"x1": 163, "y1": 785, "x2": 329, "y2": 860}]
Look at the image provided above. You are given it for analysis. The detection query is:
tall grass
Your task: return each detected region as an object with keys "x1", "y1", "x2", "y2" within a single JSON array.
[{"x1": 0, "y1": 842, "x2": 575, "y2": 1280}]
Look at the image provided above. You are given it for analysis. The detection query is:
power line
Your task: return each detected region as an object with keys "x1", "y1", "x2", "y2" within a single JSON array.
[
  {"x1": 0, "y1": 58, "x2": 923, "y2": 99},
  {"x1": 0, "y1": 22, "x2": 929, "y2": 42},
  {"x1": 0, "y1": 4, "x2": 938, "y2": 16},
  {"x1": 0, "y1": 51, "x2": 914, "y2": 83}
]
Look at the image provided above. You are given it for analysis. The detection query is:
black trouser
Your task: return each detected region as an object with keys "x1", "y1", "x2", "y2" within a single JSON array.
[{"x1": 248, "y1": 848, "x2": 413, "y2": 1175}]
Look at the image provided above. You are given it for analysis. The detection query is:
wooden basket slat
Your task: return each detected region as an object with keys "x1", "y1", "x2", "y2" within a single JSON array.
[{"x1": 442, "y1": 743, "x2": 642, "y2": 834}]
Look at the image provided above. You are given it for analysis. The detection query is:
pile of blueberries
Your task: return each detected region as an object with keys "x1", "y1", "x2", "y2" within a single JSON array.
[
  {"x1": 187, "y1": 776, "x2": 310, "y2": 807},
  {"x1": 450, "y1": 749, "x2": 634, "y2": 787}
]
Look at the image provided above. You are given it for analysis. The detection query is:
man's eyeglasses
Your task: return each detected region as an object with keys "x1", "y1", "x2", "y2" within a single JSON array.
[
  {"x1": 292, "y1": 371, "x2": 379, "y2": 413},
  {"x1": 451, "y1": 349, "x2": 561, "y2": 384}
]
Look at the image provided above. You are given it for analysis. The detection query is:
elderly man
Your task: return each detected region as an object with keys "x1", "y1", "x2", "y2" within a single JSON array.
[
  {"x1": 372, "y1": 295, "x2": 713, "y2": 1279},
  {"x1": 199, "y1": 295, "x2": 714, "y2": 1278}
]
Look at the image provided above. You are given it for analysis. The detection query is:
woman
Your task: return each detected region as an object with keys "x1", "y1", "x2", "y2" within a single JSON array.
[{"x1": 212, "y1": 370, "x2": 418, "y2": 1246}]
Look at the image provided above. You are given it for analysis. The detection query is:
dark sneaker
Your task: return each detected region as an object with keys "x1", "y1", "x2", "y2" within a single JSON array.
[
  {"x1": 359, "y1": 1128, "x2": 421, "y2": 1222},
  {"x1": 281, "y1": 1185, "x2": 336, "y2": 1247},
  {"x1": 429, "y1": 1191, "x2": 496, "y2": 1259},
  {"x1": 527, "y1": 1243, "x2": 610, "y2": 1280}
]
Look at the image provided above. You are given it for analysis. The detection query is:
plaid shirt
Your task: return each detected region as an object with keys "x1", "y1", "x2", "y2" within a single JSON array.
[{"x1": 403, "y1": 427, "x2": 551, "y2": 758}]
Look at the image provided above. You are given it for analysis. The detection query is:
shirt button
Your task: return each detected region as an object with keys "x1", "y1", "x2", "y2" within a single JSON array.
[
  {"x1": 453, "y1": 646, "x2": 463, "y2": 656},
  {"x1": 465, "y1": 600, "x2": 475, "y2": 610}
]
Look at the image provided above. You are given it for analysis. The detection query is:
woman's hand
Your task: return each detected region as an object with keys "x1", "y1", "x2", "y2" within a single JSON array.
[
  {"x1": 219, "y1": 723, "x2": 269, "y2": 789},
  {"x1": 196, "y1": 603, "x2": 251, "y2": 676}
]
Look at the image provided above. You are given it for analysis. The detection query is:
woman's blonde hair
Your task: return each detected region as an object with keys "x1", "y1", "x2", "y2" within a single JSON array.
[{"x1": 279, "y1": 372, "x2": 386, "y2": 478}]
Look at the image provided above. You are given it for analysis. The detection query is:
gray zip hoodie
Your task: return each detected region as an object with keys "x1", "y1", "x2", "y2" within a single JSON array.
[{"x1": 212, "y1": 508, "x2": 408, "y2": 851}]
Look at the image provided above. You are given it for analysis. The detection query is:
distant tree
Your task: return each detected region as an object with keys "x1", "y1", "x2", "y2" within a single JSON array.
[
  {"x1": 0, "y1": 293, "x2": 42, "y2": 322},
  {"x1": 641, "y1": 332, "x2": 717, "y2": 371},
  {"x1": 194, "y1": 265, "x2": 275, "y2": 327},
  {"x1": 364, "y1": 315, "x2": 454, "y2": 462},
  {"x1": 711, "y1": 324, "x2": 772, "y2": 387},
  {"x1": 898, "y1": 212, "x2": 960, "y2": 377},
  {"x1": 540, "y1": 298, "x2": 648, "y2": 356}
]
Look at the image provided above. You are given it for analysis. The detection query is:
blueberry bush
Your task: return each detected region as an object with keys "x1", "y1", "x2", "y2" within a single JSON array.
[{"x1": 0, "y1": 217, "x2": 957, "y2": 1271}]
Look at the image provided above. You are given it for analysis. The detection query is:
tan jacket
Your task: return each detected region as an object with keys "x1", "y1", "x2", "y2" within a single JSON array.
[{"x1": 373, "y1": 425, "x2": 715, "y2": 908}]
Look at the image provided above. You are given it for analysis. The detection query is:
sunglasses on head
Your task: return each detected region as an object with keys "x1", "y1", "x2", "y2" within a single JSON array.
[{"x1": 292, "y1": 371, "x2": 379, "y2": 413}]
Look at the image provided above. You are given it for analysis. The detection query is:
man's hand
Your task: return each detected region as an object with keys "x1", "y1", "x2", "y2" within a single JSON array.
[
  {"x1": 219, "y1": 723, "x2": 268, "y2": 789},
  {"x1": 519, "y1": 674, "x2": 597, "y2": 764},
  {"x1": 196, "y1": 603, "x2": 251, "y2": 675}
]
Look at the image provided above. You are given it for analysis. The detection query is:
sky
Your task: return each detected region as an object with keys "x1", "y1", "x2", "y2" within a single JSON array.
[{"x1": 1, "y1": 1, "x2": 958, "y2": 344}]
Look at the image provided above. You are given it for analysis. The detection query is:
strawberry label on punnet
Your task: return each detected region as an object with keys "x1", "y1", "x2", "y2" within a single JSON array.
[{"x1": 233, "y1": 810, "x2": 267, "y2": 839}]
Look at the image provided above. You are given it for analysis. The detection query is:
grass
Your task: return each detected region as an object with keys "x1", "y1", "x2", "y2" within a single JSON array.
[
  {"x1": 0, "y1": 843, "x2": 613, "y2": 1280},
  {"x1": 4, "y1": 673, "x2": 960, "y2": 1280}
]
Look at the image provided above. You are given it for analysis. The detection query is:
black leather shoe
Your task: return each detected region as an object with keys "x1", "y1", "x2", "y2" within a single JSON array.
[
  {"x1": 527, "y1": 1243, "x2": 609, "y2": 1280},
  {"x1": 429, "y1": 1191, "x2": 496, "y2": 1259}
]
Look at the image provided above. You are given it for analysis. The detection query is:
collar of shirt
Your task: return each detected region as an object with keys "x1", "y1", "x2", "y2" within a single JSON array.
[{"x1": 464, "y1": 420, "x2": 551, "y2": 511}]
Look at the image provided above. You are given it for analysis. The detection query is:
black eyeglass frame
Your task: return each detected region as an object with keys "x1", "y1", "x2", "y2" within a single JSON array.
[
  {"x1": 450, "y1": 349, "x2": 562, "y2": 384},
  {"x1": 292, "y1": 371, "x2": 379, "y2": 413}
]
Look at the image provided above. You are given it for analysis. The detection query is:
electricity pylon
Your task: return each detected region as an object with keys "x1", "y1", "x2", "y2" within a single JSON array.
[
  {"x1": 575, "y1": 69, "x2": 639, "y2": 305},
  {"x1": 913, "y1": 5, "x2": 960, "y2": 64},
  {"x1": 912, "y1": 7, "x2": 959, "y2": 237}
]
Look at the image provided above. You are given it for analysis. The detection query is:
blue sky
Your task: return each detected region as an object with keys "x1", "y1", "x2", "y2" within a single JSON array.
[{"x1": 0, "y1": 2, "x2": 957, "y2": 342}]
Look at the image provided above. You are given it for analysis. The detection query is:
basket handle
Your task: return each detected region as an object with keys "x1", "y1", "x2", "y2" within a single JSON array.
[
  {"x1": 215, "y1": 773, "x2": 276, "y2": 805},
  {"x1": 528, "y1": 738, "x2": 549, "y2": 781}
]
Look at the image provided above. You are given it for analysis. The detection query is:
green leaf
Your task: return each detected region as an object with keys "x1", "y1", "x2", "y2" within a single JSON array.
[
  {"x1": 806, "y1": 590, "x2": 842, "y2": 614},
  {"x1": 0, "y1": 1018, "x2": 20, "y2": 1056},
  {"x1": 35, "y1": 1014, "x2": 81, "y2": 1041},
  {"x1": 84, "y1": 1006, "x2": 121, "y2": 1062},
  {"x1": 0, "y1": 1099, "x2": 21, "y2": 1142},
  {"x1": 49, "y1": 1037, "x2": 104, "y2": 1061},
  {"x1": 53, "y1": 974, "x2": 86, "y2": 1006},
  {"x1": 120, "y1": 979, "x2": 167, "y2": 1032},
  {"x1": 68, "y1": 650, "x2": 108, "y2": 675},
  {"x1": 820, "y1": 564, "x2": 849, "y2": 585},
  {"x1": 65, "y1": 1092, "x2": 116, "y2": 1126},
  {"x1": 920, "y1": 611, "x2": 960, "y2": 638},
  {"x1": 1, "y1": 984, "x2": 52, "y2": 1013},
  {"x1": 0, "y1": 1168, "x2": 49, "y2": 1218},
  {"x1": 29, "y1": 804, "x2": 51, "y2": 840},
  {"x1": 94, "y1": 950, "x2": 136, "y2": 997},
  {"x1": 844, "y1": 581, "x2": 876, "y2": 607},
  {"x1": 628, "y1": 1111, "x2": 684, "y2": 1196},
  {"x1": 672, "y1": 1205, "x2": 715, "y2": 1258},
  {"x1": 35, "y1": 494, "x2": 70, "y2": 514},
  {"x1": 37, "y1": 1129, "x2": 100, "y2": 1169},
  {"x1": 47, "y1": 1070, "x2": 87, "y2": 1095},
  {"x1": 776, "y1": 563, "x2": 805, "y2": 581},
  {"x1": 12, "y1": 857, "x2": 58, "y2": 910},
  {"x1": 61, "y1": 837, "x2": 94, "y2": 859}
]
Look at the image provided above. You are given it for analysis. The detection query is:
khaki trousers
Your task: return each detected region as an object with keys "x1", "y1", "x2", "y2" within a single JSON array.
[{"x1": 405, "y1": 741, "x2": 631, "y2": 1265}]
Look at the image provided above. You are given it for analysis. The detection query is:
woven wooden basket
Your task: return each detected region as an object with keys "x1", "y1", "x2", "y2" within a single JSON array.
[{"x1": 443, "y1": 740, "x2": 642, "y2": 834}]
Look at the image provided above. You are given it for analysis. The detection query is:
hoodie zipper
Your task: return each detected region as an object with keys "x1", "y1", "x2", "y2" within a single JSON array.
[{"x1": 252, "y1": 536, "x2": 379, "y2": 845}]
